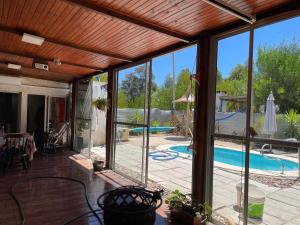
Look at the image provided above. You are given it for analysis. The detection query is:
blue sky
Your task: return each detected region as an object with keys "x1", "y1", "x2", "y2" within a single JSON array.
[
  {"x1": 119, "y1": 16, "x2": 300, "y2": 85},
  {"x1": 218, "y1": 16, "x2": 300, "y2": 78},
  {"x1": 118, "y1": 45, "x2": 197, "y2": 86}
]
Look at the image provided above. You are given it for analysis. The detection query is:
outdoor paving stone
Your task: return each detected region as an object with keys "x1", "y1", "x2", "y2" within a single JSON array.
[
  {"x1": 261, "y1": 212, "x2": 287, "y2": 225},
  {"x1": 263, "y1": 198, "x2": 299, "y2": 221},
  {"x1": 289, "y1": 216, "x2": 300, "y2": 225},
  {"x1": 268, "y1": 191, "x2": 300, "y2": 208},
  {"x1": 92, "y1": 136, "x2": 300, "y2": 225}
]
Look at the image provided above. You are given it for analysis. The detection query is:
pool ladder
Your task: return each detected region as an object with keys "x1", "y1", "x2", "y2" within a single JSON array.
[{"x1": 260, "y1": 145, "x2": 285, "y2": 174}]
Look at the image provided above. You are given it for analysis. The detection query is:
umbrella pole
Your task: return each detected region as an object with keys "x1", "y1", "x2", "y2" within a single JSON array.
[{"x1": 186, "y1": 103, "x2": 188, "y2": 138}]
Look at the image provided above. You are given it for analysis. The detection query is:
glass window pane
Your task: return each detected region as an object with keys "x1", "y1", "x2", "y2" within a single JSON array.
[
  {"x1": 114, "y1": 124, "x2": 147, "y2": 183},
  {"x1": 148, "y1": 46, "x2": 197, "y2": 193},
  {"x1": 212, "y1": 137, "x2": 246, "y2": 225},
  {"x1": 75, "y1": 79, "x2": 92, "y2": 158},
  {"x1": 248, "y1": 142, "x2": 299, "y2": 225},
  {"x1": 116, "y1": 64, "x2": 147, "y2": 124},
  {"x1": 251, "y1": 17, "x2": 300, "y2": 143},
  {"x1": 90, "y1": 73, "x2": 108, "y2": 163},
  {"x1": 215, "y1": 32, "x2": 249, "y2": 136}
]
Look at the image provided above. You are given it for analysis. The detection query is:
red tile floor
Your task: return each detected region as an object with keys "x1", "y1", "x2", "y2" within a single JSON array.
[{"x1": 0, "y1": 150, "x2": 174, "y2": 225}]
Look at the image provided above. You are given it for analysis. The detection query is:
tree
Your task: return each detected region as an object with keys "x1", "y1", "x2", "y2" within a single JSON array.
[
  {"x1": 119, "y1": 65, "x2": 157, "y2": 108},
  {"x1": 228, "y1": 64, "x2": 248, "y2": 81},
  {"x1": 216, "y1": 64, "x2": 248, "y2": 111},
  {"x1": 254, "y1": 41, "x2": 300, "y2": 112},
  {"x1": 216, "y1": 70, "x2": 222, "y2": 83},
  {"x1": 216, "y1": 64, "x2": 248, "y2": 97},
  {"x1": 151, "y1": 74, "x2": 173, "y2": 110},
  {"x1": 151, "y1": 69, "x2": 194, "y2": 110},
  {"x1": 121, "y1": 69, "x2": 146, "y2": 103}
]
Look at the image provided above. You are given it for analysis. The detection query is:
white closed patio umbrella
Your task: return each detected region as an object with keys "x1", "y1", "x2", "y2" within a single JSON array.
[{"x1": 263, "y1": 91, "x2": 277, "y2": 151}]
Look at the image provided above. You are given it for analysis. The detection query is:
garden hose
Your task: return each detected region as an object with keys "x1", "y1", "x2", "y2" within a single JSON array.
[
  {"x1": 62, "y1": 209, "x2": 102, "y2": 225},
  {"x1": 9, "y1": 176, "x2": 103, "y2": 225}
]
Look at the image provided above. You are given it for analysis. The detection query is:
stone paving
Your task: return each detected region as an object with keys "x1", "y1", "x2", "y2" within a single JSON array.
[{"x1": 91, "y1": 134, "x2": 300, "y2": 225}]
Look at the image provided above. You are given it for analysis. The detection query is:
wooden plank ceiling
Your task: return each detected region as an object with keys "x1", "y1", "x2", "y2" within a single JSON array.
[{"x1": 0, "y1": 0, "x2": 296, "y2": 82}]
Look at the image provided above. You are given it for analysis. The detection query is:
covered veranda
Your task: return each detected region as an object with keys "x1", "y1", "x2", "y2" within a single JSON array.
[{"x1": 1, "y1": 1, "x2": 300, "y2": 225}]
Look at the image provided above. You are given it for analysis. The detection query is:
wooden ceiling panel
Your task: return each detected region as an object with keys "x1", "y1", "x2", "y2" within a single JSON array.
[
  {"x1": 0, "y1": 32, "x2": 121, "y2": 69},
  {"x1": 48, "y1": 63, "x2": 94, "y2": 76},
  {"x1": 0, "y1": 63, "x2": 79, "y2": 82},
  {"x1": 222, "y1": 0, "x2": 294, "y2": 14},
  {"x1": 0, "y1": 0, "x2": 296, "y2": 81},
  {"x1": 0, "y1": 52, "x2": 32, "y2": 66},
  {"x1": 0, "y1": 51, "x2": 94, "y2": 78}
]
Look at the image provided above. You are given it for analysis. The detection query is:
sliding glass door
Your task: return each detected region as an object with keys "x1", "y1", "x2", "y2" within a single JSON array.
[
  {"x1": 74, "y1": 78, "x2": 92, "y2": 158},
  {"x1": 209, "y1": 16, "x2": 300, "y2": 225},
  {"x1": 112, "y1": 62, "x2": 151, "y2": 184}
]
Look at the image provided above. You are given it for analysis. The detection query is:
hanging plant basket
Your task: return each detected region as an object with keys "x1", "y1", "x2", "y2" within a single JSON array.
[{"x1": 92, "y1": 98, "x2": 110, "y2": 111}]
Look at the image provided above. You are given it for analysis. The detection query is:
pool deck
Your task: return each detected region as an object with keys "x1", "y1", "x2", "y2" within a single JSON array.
[{"x1": 92, "y1": 134, "x2": 300, "y2": 225}]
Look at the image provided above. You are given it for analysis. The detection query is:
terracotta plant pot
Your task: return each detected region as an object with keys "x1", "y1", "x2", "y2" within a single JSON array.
[{"x1": 170, "y1": 208, "x2": 205, "y2": 225}]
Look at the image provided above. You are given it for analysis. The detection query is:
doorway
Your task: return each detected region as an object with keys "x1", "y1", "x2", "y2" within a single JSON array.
[
  {"x1": 27, "y1": 94, "x2": 45, "y2": 149},
  {"x1": 0, "y1": 92, "x2": 20, "y2": 132},
  {"x1": 112, "y1": 62, "x2": 151, "y2": 185}
]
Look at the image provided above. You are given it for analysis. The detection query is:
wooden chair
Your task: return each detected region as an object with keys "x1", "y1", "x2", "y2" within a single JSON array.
[{"x1": 4, "y1": 137, "x2": 29, "y2": 173}]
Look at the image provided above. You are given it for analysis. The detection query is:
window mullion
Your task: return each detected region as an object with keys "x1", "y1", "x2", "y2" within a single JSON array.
[{"x1": 243, "y1": 25, "x2": 255, "y2": 225}]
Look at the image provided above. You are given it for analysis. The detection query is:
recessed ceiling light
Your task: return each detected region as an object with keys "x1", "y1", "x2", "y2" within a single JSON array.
[
  {"x1": 8, "y1": 63, "x2": 21, "y2": 70},
  {"x1": 22, "y1": 33, "x2": 45, "y2": 46}
]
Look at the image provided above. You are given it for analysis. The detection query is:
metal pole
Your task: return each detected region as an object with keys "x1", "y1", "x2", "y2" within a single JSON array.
[
  {"x1": 172, "y1": 52, "x2": 176, "y2": 111},
  {"x1": 145, "y1": 60, "x2": 152, "y2": 186}
]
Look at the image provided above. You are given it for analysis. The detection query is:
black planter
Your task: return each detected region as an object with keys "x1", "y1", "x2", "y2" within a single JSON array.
[{"x1": 97, "y1": 186, "x2": 163, "y2": 225}]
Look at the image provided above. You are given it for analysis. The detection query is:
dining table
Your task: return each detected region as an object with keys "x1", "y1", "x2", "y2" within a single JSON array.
[{"x1": 4, "y1": 133, "x2": 37, "y2": 161}]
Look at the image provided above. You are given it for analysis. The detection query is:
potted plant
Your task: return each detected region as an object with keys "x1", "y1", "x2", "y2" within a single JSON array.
[
  {"x1": 93, "y1": 158, "x2": 105, "y2": 171},
  {"x1": 165, "y1": 190, "x2": 212, "y2": 225},
  {"x1": 92, "y1": 97, "x2": 110, "y2": 111}
]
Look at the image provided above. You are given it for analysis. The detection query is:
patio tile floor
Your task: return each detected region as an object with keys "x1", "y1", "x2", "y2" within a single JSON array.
[{"x1": 92, "y1": 135, "x2": 300, "y2": 225}]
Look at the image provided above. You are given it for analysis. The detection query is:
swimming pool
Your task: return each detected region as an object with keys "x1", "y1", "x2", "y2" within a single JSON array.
[
  {"x1": 169, "y1": 145, "x2": 298, "y2": 171},
  {"x1": 131, "y1": 126, "x2": 175, "y2": 133}
]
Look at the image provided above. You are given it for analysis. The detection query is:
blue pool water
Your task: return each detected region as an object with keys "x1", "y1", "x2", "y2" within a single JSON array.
[
  {"x1": 169, "y1": 145, "x2": 298, "y2": 171},
  {"x1": 131, "y1": 126, "x2": 175, "y2": 133}
]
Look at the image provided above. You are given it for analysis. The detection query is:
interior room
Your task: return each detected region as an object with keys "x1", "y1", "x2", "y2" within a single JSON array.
[{"x1": 1, "y1": 1, "x2": 300, "y2": 225}]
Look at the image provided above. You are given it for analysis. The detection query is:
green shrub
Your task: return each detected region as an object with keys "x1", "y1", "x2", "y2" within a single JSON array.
[
  {"x1": 151, "y1": 120, "x2": 160, "y2": 127},
  {"x1": 284, "y1": 109, "x2": 300, "y2": 139},
  {"x1": 163, "y1": 121, "x2": 172, "y2": 127},
  {"x1": 128, "y1": 111, "x2": 144, "y2": 124}
]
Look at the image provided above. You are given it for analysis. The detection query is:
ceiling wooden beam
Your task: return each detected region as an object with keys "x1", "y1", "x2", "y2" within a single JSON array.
[
  {"x1": 0, "y1": 49, "x2": 102, "y2": 72},
  {"x1": 0, "y1": 62, "x2": 78, "y2": 81},
  {"x1": 0, "y1": 26, "x2": 132, "y2": 62},
  {"x1": 64, "y1": 0, "x2": 192, "y2": 43}
]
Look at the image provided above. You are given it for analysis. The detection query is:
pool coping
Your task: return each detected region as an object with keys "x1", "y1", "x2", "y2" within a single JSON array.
[{"x1": 154, "y1": 144, "x2": 299, "y2": 177}]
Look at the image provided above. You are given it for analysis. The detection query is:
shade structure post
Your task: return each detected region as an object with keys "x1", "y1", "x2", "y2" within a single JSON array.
[
  {"x1": 105, "y1": 68, "x2": 114, "y2": 168},
  {"x1": 192, "y1": 32, "x2": 212, "y2": 204}
]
